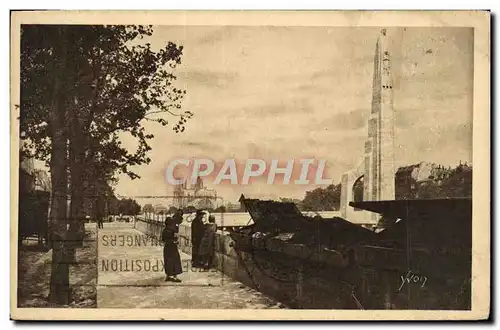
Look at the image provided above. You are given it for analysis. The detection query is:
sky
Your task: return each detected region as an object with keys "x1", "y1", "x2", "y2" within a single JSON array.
[{"x1": 110, "y1": 26, "x2": 473, "y2": 205}]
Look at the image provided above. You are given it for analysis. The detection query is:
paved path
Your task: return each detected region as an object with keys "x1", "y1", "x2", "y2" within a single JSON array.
[
  {"x1": 97, "y1": 222, "x2": 283, "y2": 309},
  {"x1": 18, "y1": 223, "x2": 98, "y2": 308}
]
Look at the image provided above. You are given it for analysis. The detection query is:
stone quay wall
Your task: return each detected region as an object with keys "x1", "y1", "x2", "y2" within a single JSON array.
[{"x1": 133, "y1": 217, "x2": 370, "y2": 309}]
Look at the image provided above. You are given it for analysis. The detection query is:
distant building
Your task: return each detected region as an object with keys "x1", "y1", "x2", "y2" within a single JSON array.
[
  {"x1": 19, "y1": 165, "x2": 35, "y2": 194},
  {"x1": 154, "y1": 204, "x2": 168, "y2": 214},
  {"x1": 18, "y1": 144, "x2": 52, "y2": 242},
  {"x1": 225, "y1": 202, "x2": 242, "y2": 212},
  {"x1": 395, "y1": 161, "x2": 451, "y2": 199},
  {"x1": 173, "y1": 176, "x2": 218, "y2": 209},
  {"x1": 19, "y1": 145, "x2": 50, "y2": 194},
  {"x1": 33, "y1": 169, "x2": 51, "y2": 192}
]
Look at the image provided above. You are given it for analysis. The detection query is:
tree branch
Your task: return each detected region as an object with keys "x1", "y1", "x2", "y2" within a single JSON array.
[{"x1": 144, "y1": 109, "x2": 182, "y2": 117}]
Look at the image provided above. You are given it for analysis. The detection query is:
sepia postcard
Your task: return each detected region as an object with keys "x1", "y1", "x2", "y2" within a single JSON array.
[{"x1": 10, "y1": 10, "x2": 490, "y2": 321}]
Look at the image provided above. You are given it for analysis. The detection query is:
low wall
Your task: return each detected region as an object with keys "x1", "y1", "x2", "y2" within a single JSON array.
[
  {"x1": 134, "y1": 216, "x2": 471, "y2": 310},
  {"x1": 134, "y1": 217, "x2": 371, "y2": 309},
  {"x1": 137, "y1": 211, "x2": 361, "y2": 227}
]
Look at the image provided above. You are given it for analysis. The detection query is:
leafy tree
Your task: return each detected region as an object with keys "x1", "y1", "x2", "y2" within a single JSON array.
[
  {"x1": 416, "y1": 181, "x2": 441, "y2": 199},
  {"x1": 301, "y1": 184, "x2": 342, "y2": 211},
  {"x1": 20, "y1": 25, "x2": 192, "y2": 171},
  {"x1": 410, "y1": 163, "x2": 472, "y2": 199},
  {"x1": 117, "y1": 198, "x2": 141, "y2": 215},
  {"x1": 214, "y1": 205, "x2": 227, "y2": 213},
  {"x1": 440, "y1": 164, "x2": 472, "y2": 198},
  {"x1": 167, "y1": 206, "x2": 179, "y2": 214},
  {"x1": 142, "y1": 203, "x2": 155, "y2": 220},
  {"x1": 106, "y1": 194, "x2": 120, "y2": 216},
  {"x1": 143, "y1": 204, "x2": 155, "y2": 213},
  {"x1": 19, "y1": 26, "x2": 73, "y2": 304},
  {"x1": 19, "y1": 25, "x2": 191, "y2": 305}
]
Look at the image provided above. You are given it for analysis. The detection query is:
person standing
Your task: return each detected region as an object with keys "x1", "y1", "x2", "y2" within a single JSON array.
[
  {"x1": 95, "y1": 198, "x2": 104, "y2": 229},
  {"x1": 172, "y1": 209, "x2": 184, "y2": 226},
  {"x1": 161, "y1": 217, "x2": 182, "y2": 282},
  {"x1": 191, "y1": 210, "x2": 205, "y2": 267},
  {"x1": 198, "y1": 215, "x2": 217, "y2": 270}
]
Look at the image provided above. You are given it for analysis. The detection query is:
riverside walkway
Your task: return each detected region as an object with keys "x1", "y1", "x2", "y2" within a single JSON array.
[{"x1": 96, "y1": 222, "x2": 282, "y2": 309}]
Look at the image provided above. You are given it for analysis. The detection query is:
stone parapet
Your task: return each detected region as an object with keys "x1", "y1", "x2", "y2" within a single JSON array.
[
  {"x1": 134, "y1": 218, "x2": 362, "y2": 309},
  {"x1": 133, "y1": 217, "x2": 469, "y2": 309}
]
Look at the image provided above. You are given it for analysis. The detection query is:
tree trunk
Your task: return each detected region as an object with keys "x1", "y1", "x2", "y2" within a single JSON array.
[
  {"x1": 68, "y1": 97, "x2": 86, "y2": 253},
  {"x1": 48, "y1": 71, "x2": 70, "y2": 305},
  {"x1": 48, "y1": 26, "x2": 71, "y2": 305}
]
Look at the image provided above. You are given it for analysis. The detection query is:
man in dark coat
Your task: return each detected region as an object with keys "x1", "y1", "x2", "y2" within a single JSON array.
[
  {"x1": 94, "y1": 197, "x2": 105, "y2": 229},
  {"x1": 191, "y1": 210, "x2": 205, "y2": 267},
  {"x1": 198, "y1": 215, "x2": 217, "y2": 270},
  {"x1": 161, "y1": 217, "x2": 182, "y2": 282}
]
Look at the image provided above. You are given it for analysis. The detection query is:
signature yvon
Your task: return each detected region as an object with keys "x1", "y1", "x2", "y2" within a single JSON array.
[{"x1": 398, "y1": 270, "x2": 428, "y2": 292}]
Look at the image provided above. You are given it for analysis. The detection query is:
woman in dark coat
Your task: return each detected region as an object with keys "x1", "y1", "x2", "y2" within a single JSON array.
[
  {"x1": 191, "y1": 210, "x2": 205, "y2": 267},
  {"x1": 198, "y1": 215, "x2": 217, "y2": 270},
  {"x1": 161, "y1": 217, "x2": 182, "y2": 282}
]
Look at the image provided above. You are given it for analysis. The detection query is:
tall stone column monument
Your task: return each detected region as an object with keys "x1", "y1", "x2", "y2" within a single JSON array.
[{"x1": 340, "y1": 29, "x2": 396, "y2": 224}]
